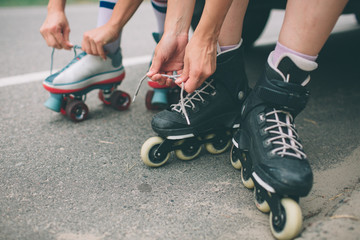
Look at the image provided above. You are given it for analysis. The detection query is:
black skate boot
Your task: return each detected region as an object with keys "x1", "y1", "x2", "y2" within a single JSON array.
[
  {"x1": 231, "y1": 52, "x2": 318, "y2": 239},
  {"x1": 141, "y1": 43, "x2": 249, "y2": 167}
]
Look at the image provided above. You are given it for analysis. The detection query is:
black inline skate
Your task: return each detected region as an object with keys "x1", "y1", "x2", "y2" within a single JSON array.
[
  {"x1": 230, "y1": 52, "x2": 318, "y2": 239},
  {"x1": 141, "y1": 43, "x2": 249, "y2": 167}
]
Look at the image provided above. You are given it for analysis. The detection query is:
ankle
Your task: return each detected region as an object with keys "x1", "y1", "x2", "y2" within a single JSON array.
[{"x1": 272, "y1": 42, "x2": 318, "y2": 66}]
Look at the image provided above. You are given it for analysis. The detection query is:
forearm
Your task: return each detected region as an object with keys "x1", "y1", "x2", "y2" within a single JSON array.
[
  {"x1": 164, "y1": 0, "x2": 196, "y2": 37},
  {"x1": 193, "y1": 0, "x2": 233, "y2": 44},
  {"x1": 47, "y1": 0, "x2": 66, "y2": 13},
  {"x1": 107, "y1": 0, "x2": 143, "y2": 32}
]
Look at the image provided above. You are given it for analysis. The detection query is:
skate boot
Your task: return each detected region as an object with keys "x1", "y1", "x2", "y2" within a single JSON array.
[
  {"x1": 146, "y1": 32, "x2": 181, "y2": 110},
  {"x1": 230, "y1": 52, "x2": 318, "y2": 239},
  {"x1": 43, "y1": 47, "x2": 130, "y2": 122},
  {"x1": 141, "y1": 43, "x2": 249, "y2": 167}
]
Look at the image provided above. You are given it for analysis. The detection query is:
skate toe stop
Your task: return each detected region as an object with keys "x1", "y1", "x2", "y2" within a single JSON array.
[{"x1": 44, "y1": 94, "x2": 63, "y2": 112}]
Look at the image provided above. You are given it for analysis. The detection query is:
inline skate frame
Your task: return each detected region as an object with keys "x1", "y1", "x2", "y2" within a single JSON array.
[
  {"x1": 141, "y1": 42, "x2": 249, "y2": 167},
  {"x1": 43, "y1": 47, "x2": 130, "y2": 122},
  {"x1": 146, "y1": 32, "x2": 181, "y2": 110},
  {"x1": 230, "y1": 53, "x2": 318, "y2": 239}
]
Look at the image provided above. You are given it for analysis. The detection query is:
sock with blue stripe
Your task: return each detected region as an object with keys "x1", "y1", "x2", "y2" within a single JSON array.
[
  {"x1": 151, "y1": 0, "x2": 167, "y2": 34},
  {"x1": 97, "y1": 0, "x2": 121, "y2": 54}
]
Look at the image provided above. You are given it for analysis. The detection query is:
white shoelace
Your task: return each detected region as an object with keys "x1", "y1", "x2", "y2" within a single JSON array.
[
  {"x1": 132, "y1": 74, "x2": 180, "y2": 103},
  {"x1": 171, "y1": 79, "x2": 215, "y2": 125},
  {"x1": 133, "y1": 75, "x2": 215, "y2": 126},
  {"x1": 264, "y1": 109, "x2": 306, "y2": 159},
  {"x1": 50, "y1": 45, "x2": 82, "y2": 75}
]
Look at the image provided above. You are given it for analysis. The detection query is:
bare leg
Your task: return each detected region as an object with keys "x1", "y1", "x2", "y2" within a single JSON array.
[
  {"x1": 279, "y1": 0, "x2": 348, "y2": 56},
  {"x1": 218, "y1": 0, "x2": 249, "y2": 47}
]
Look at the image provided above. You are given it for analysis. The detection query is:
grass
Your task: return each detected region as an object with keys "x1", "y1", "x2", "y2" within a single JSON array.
[{"x1": 0, "y1": 0, "x2": 98, "y2": 7}]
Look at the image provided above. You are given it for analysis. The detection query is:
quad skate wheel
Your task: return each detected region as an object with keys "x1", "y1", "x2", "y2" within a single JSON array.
[
  {"x1": 60, "y1": 97, "x2": 68, "y2": 115},
  {"x1": 204, "y1": 133, "x2": 231, "y2": 155},
  {"x1": 141, "y1": 136, "x2": 170, "y2": 167},
  {"x1": 98, "y1": 90, "x2": 111, "y2": 105},
  {"x1": 65, "y1": 100, "x2": 89, "y2": 122},
  {"x1": 110, "y1": 90, "x2": 131, "y2": 111},
  {"x1": 145, "y1": 90, "x2": 160, "y2": 110},
  {"x1": 230, "y1": 145, "x2": 242, "y2": 169},
  {"x1": 254, "y1": 187, "x2": 270, "y2": 213},
  {"x1": 270, "y1": 198, "x2": 302, "y2": 240},
  {"x1": 174, "y1": 139, "x2": 202, "y2": 161}
]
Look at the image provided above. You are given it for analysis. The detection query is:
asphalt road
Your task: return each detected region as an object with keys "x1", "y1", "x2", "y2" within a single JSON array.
[{"x1": 0, "y1": 3, "x2": 360, "y2": 240}]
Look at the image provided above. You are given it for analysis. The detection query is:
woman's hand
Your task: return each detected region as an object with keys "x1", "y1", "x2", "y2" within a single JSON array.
[{"x1": 40, "y1": 10, "x2": 72, "y2": 50}]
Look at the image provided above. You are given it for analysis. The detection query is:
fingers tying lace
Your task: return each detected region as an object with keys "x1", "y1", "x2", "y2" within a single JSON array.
[{"x1": 133, "y1": 73, "x2": 191, "y2": 125}]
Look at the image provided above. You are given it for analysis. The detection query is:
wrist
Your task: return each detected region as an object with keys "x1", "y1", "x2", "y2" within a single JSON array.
[
  {"x1": 164, "y1": 17, "x2": 191, "y2": 37},
  {"x1": 106, "y1": 18, "x2": 123, "y2": 33},
  {"x1": 163, "y1": 30, "x2": 189, "y2": 41},
  {"x1": 47, "y1": 1, "x2": 66, "y2": 14},
  {"x1": 192, "y1": 26, "x2": 219, "y2": 45},
  {"x1": 164, "y1": 0, "x2": 194, "y2": 36}
]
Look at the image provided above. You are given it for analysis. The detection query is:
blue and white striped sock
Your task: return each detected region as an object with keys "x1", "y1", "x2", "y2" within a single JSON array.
[
  {"x1": 97, "y1": 0, "x2": 121, "y2": 54},
  {"x1": 151, "y1": 0, "x2": 167, "y2": 34}
]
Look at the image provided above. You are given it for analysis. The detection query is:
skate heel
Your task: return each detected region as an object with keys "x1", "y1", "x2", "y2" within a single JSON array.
[
  {"x1": 44, "y1": 93, "x2": 63, "y2": 112},
  {"x1": 151, "y1": 88, "x2": 169, "y2": 107}
]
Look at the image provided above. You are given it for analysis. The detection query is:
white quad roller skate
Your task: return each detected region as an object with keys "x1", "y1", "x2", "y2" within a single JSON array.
[{"x1": 43, "y1": 46, "x2": 130, "y2": 122}]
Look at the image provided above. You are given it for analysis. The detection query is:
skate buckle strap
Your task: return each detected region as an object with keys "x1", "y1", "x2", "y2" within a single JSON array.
[
  {"x1": 50, "y1": 45, "x2": 82, "y2": 75},
  {"x1": 171, "y1": 79, "x2": 216, "y2": 126},
  {"x1": 264, "y1": 109, "x2": 306, "y2": 160},
  {"x1": 256, "y1": 76, "x2": 309, "y2": 116}
]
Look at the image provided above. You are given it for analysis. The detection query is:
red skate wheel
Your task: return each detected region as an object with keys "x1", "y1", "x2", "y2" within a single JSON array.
[
  {"x1": 98, "y1": 90, "x2": 111, "y2": 105},
  {"x1": 110, "y1": 90, "x2": 131, "y2": 111},
  {"x1": 145, "y1": 90, "x2": 160, "y2": 110},
  {"x1": 65, "y1": 100, "x2": 89, "y2": 122},
  {"x1": 60, "y1": 97, "x2": 68, "y2": 115}
]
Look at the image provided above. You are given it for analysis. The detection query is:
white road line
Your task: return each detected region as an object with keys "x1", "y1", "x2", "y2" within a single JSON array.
[{"x1": 0, "y1": 54, "x2": 152, "y2": 88}]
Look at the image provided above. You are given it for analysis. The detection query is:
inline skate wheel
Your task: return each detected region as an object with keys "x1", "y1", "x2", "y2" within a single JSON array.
[
  {"x1": 65, "y1": 99, "x2": 89, "y2": 122},
  {"x1": 240, "y1": 151, "x2": 254, "y2": 189},
  {"x1": 270, "y1": 198, "x2": 302, "y2": 240},
  {"x1": 174, "y1": 139, "x2": 202, "y2": 161},
  {"x1": 110, "y1": 90, "x2": 131, "y2": 111},
  {"x1": 254, "y1": 186, "x2": 270, "y2": 213},
  {"x1": 204, "y1": 133, "x2": 231, "y2": 154},
  {"x1": 141, "y1": 136, "x2": 170, "y2": 167},
  {"x1": 230, "y1": 145, "x2": 242, "y2": 169},
  {"x1": 241, "y1": 166, "x2": 254, "y2": 189}
]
